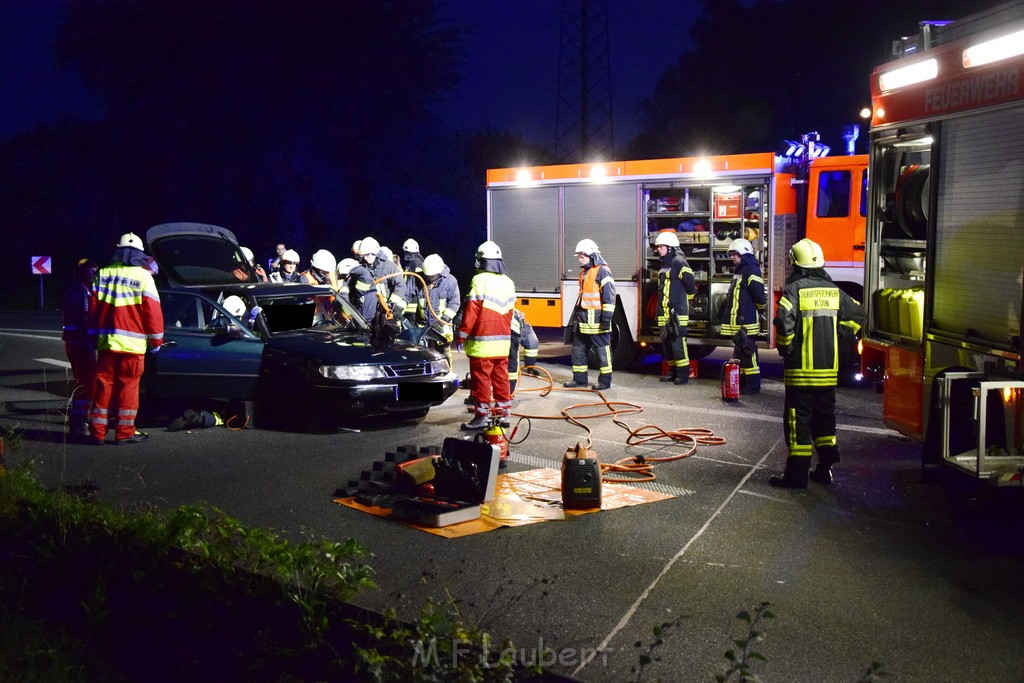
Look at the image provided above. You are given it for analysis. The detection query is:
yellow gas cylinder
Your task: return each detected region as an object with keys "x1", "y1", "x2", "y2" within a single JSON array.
[
  {"x1": 908, "y1": 288, "x2": 925, "y2": 340},
  {"x1": 897, "y1": 288, "x2": 915, "y2": 337},
  {"x1": 877, "y1": 288, "x2": 894, "y2": 332}
]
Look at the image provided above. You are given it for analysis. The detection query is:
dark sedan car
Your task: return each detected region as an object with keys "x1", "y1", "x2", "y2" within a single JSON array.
[{"x1": 142, "y1": 223, "x2": 458, "y2": 430}]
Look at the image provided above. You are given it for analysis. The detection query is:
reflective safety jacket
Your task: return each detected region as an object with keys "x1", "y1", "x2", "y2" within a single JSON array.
[
  {"x1": 458, "y1": 271, "x2": 515, "y2": 358},
  {"x1": 656, "y1": 249, "x2": 696, "y2": 328},
  {"x1": 720, "y1": 253, "x2": 766, "y2": 336},
  {"x1": 371, "y1": 253, "x2": 408, "y2": 314},
  {"x1": 773, "y1": 268, "x2": 864, "y2": 387},
  {"x1": 411, "y1": 266, "x2": 460, "y2": 329},
  {"x1": 301, "y1": 269, "x2": 339, "y2": 322},
  {"x1": 573, "y1": 257, "x2": 616, "y2": 335},
  {"x1": 91, "y1": 261, "x2": 164, "y2": 355}
]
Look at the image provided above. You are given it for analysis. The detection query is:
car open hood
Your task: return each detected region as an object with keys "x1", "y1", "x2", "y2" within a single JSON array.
[{"x1": 146, "y1": 222, "x2": 254, "y2": 288}]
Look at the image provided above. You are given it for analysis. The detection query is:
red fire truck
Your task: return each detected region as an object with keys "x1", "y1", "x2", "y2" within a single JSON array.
[
  {"x1": 486, "y1": 143, "x2": 866, "y2": 368},
  {"x1": 860, "y1": 2, "x2": 1024, "y2": 485}
]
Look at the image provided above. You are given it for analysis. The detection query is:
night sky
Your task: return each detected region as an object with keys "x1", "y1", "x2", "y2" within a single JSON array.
[{"x1": 2, "y1": 0, "x2": 701, "y2": 147}]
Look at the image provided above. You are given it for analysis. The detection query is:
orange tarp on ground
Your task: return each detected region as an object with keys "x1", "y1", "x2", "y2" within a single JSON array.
[{"x1": 334, "y1": 467, "x2": 674, "y2": 538}]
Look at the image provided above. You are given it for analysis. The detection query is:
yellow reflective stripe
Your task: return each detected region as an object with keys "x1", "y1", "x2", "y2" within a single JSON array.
[{"x1": 814, "y1": 436, "x2": 836, "y2": 447}]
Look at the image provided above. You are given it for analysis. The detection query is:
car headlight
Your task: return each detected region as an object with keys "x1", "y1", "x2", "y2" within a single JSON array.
[
  {"x1": 318, "y1": 365, "x2": 387, "y2": 381},
  {"x1": 429, "y1": 359, "x2": 450, "y2": 375}
]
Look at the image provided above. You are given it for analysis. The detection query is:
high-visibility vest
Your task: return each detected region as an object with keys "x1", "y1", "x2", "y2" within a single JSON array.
[{"x1": 91, "y1": 264, "x2": 164, "y2": 355}]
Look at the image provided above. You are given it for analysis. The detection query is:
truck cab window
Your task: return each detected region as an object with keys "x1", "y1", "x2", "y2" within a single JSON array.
[
  {"x1": 860, "y1": 169, "x2": 867, "y2": 217},
  {"x1": 816, "y1": 170, "x2": 851, "y2": 218}
]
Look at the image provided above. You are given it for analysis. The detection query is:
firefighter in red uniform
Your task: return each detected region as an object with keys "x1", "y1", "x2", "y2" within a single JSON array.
[
  {"x1": 771, "y1": 238, "x2": 863, "y2": 487},
  {"x1": 63, "y1": 258, "x2": 99, "y2": 438},
  {"x1": 564, "y1": 239, "x2": 616, "y2": 390},
  {"x1": 88, "y1": 233, "x2": 164, "y2": 445},
  {"x1": 458, "y1": 240, "x2": 516, "y2": 431}
]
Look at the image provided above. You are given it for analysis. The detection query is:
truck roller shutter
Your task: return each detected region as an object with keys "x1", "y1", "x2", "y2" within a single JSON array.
[
  {"x1": 490, "y1": 187, "x2": 560, "y2": 293},
  {"x1": 563, "y1": 183, "x2": 638, "y2": 281},
  {"x1": 931, "y1": 106, "x2": 1024, "y2": 350}
]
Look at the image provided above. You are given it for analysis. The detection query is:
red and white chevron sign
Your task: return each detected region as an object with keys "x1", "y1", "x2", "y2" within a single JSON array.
[{"x1": 31, "y1": 256, "x2": 52, "y2": 275}]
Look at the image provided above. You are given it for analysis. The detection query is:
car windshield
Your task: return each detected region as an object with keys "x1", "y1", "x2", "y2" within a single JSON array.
[
  {"x1": 151, "y1": 235, "x2": 250, "y2": 286},
  {"x1": 257, "y1": 292, "x2": 369, "y2": 334}
]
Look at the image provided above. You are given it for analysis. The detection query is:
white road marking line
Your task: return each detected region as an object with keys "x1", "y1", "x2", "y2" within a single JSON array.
[
  {"x1": 0, "y1": 331, "x2": 63, "y2": 341},
  {"x1": 573, "y1": 436, "x2": 781, "y2": 677},
  {"x1": 36, "y1": 358, "x2": 72, "y2": 369}
]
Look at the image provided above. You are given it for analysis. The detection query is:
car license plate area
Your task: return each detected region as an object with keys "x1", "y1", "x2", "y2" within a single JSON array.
[{"x1": 396, "y1": 382, "x2": 445, "y2": 402}]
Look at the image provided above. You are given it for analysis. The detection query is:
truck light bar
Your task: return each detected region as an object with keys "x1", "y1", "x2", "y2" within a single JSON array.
[
  {"x1": 962, "y1": 28, "x2": 1024, "y2": 68},
  {"x1": 878, "y1": 58, "x2": 938, "y2": 91}
]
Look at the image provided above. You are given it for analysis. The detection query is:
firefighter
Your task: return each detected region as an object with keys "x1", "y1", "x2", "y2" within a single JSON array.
[
  {"x1": 653, "y1": 231, "x2": 697, "y2": 385},
  {"x1": 88, "y1": 232, "x2": 164, "y2": 445},
  {"x1": 347, "y1": 238, "x2": 380, "y2": 321},
  {"x1": 563, "y1": 239, "x2": 616, "y2": 390},
  {"x1": 269, "y1": 249, "x2": 303, "y2": 283},
  {"x1": 301, "y1": 249, "x2": 340, "y2": 323},
  {"x1": 508, "y1": 308, "x2": 539, "y2": 396},
  {"x1": 239, "y1": 246, "x2": 268, "y2": 282},
  {"x1": 364, "y1": 237, "x2": 408, "y2": 321},
  {"x1": 401, "y1": 238, "x2": 425, "y2": 307},
  {"x1": 337, "y1": 258, "x2": 358, "y2": 299},
  {"x1": 410, "y1": 253, "x2": 460, "y2": 364},
  {"x1": 63, "y1": 258, "x2": 98, "y2": 438},
  {"x1": 771, "y1": 238, "x2": 864, "y2": 488},
  {"x1": 720, "y1": 238, "x2": 767, "y2": 394},
  {"x1": 458, "y1": 240, "x2": 515, "y2": 430}
]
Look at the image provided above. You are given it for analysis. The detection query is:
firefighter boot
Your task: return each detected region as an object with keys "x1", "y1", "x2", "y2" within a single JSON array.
[
  {"x1": 659, "y1": 372, "x2": 677, "y2": 383},
  {"x1": 461, "y1": 412, "x2": 489, "y2": 431},
  {"x1": 769, "y1": 457, "x2": 810, "y2": 489},
  {"x1": 592, "y1": 374, "x2": 612, "y2": 391},
  {"x1": 810, "y1": 447, "x2": 839, "y2": 485},
  {"x1": 563, "y1": 372, "x2": 589, "y2": 388},
  {"x1": 740, "y1": 374, "x2": 761, "y2": 395}
]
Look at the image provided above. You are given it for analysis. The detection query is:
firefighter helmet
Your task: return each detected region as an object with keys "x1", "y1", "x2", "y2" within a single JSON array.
[
  {"x1": 337, "y1": 258, "x2": 358, "y2": 276},
  {"x1": 223, "y1": 295, "x2": 246, "y2": 318},
  {"x1": 654, "y1": 231, "x2": 680, "y2": 248},
  {"x1": 379, "y1": 246, "x2": 394, "y2": 262},
  {"x1": 575, "y1": 238, "x2": 599, "y2": 255},
  {"x1": 351, "y1": 240, "x2": 362, "y2": 254},
  {"x1": 789, "y1": 238, "x2": 824, "y2": 268},
  {"x1": 358, "y1": 237, "x2": 380, "y2": 256},
  {"x1": 728, "y1": 238, "x2": 754, "y2": 256},
  {"x1": 422, "y1": 253, "x2": 445, "y2": 277},
  {"x1": 117, "y1": 232, "x2": 144, "y2": 250},
  {"x1": 402, "y1": 238, "x2": 420, "y2": 253},
  {"x1": 476, "y1": 240, "x2": 502, "y2": 260},
  {"x1": 310, "y1": 249, "x2": 336, "y2": 273},
  {"x1": 240, "y1": 246, "x2": 255, "y2": 263},
  {"x1": 280, "y1": 249, "x2": 300, "y2": 264}
]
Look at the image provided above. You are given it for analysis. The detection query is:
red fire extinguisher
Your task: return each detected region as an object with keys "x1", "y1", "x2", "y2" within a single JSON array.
[
  {"x1": 476, "y1": 419, "x2": 509, "y2": 468},
  {"x1": 721, "y1": 359, "x2": 740, "y2": 402}
]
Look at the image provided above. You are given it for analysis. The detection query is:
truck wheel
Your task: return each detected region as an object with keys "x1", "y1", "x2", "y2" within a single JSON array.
[
  {"x1": 610, "y1": 309, "x2": 639, "y2": 369},
  {"x1": 687, "y1": 344, "x2": 716, "y2": 361}
]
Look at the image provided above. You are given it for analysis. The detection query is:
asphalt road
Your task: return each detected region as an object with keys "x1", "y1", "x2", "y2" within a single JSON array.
[{"x1": 2, "y1": 312, "x2": 1023, "y2": 682}]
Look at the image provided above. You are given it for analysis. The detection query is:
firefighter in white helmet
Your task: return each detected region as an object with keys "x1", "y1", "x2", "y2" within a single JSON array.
[
  {"x1": 564, "y1": 238, "x2": 616, "y2": 390},
  {"x1": 336, "y1": 258, "x2": 359, "y2": 299},
  {"x1": 401, "y1": 238, "x2": 425, "y2": 320},
  {"x1": 770, "y1": 238, "x2": 864, "y2": 489},
  {"x1": 360, "y1": 237, "x2": 409, "y2": 330},
  {"x1": 235, "y1": 246, "x2": 268, "y2": 283},
  {"x1": 721, "y1": 238, "x2": 766, "y2": 394},
  {"x1": 269, "y1": 249, "x2": 303, "y2": 283},
  {"x1": 458, "y1": 240, "x2": 516, "y2": 431},
  {"x1": 409, "y1": 253, "x2": 460, "y2": 365},
  {"x1": 653, "y1": 231, "x2": 697, "y2": 385},
  {"x1": 300, "y1": 249, "x2": 340, "y2": 324}
]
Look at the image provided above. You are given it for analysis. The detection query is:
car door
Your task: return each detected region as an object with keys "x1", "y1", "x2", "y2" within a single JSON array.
[{"x1": 146, "y1": 290, "x2": 264, "y2": 400}]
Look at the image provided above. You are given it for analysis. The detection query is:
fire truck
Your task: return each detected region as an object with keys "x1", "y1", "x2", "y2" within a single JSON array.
[
  {"x1": 860, "y1": 1, "x2": 1024, "y2": 485},
  {"x1": 486, "y1": 142, "x2": 866, "y2": 368}
]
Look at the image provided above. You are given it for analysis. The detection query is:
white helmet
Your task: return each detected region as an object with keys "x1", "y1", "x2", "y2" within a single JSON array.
[
  {"x1": 359, "y1": 236, "x2": 380, "y2": 256},
  {"x1": 422, "y1": 253, "x2": 445, "y2": 277},
  {"x1": 223, "y1": 295, "x2": 246, "y2": 318},
  {"x1": 402, "y1": 238, "x2": 420, "y2": 253},
  {"x1": 117, "y1": 232, "x2": 144, "y2": 250},
  {"x1": 379, "y1": 246, "x2": 394, "y2": 262},
  {"x1": 280, "y1": 249, "x2": 300, "y2": 264},
  {"x1": 654, "y1": 231, "x2": 680, "y2": 248},
  {"x1": 575, "y1": 238, "x2": 599, "y2": 255},
  {"x1": 310, "y1": 248, "x2": 336, "y2": 273},
  {"x1": 351, "y1": 239, "x2": 362, "y2": 254},
  {"x1": 240, "y1": 246, "x2": 254, "y2": 263},
  {"x1": 728, "y1": 238, "x2": 754, "y2": 256},
  {"x1": 476, "y1": 240, "x2": 502, "y2": 260},
  {"x1": 337, "y1": 258, "x2": 359, "y2": 276}
]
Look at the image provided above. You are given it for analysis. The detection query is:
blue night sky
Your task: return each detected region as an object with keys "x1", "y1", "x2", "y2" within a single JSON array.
[{"x1": 1, "y1": 0, "x2": 702, "y2": 147}]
